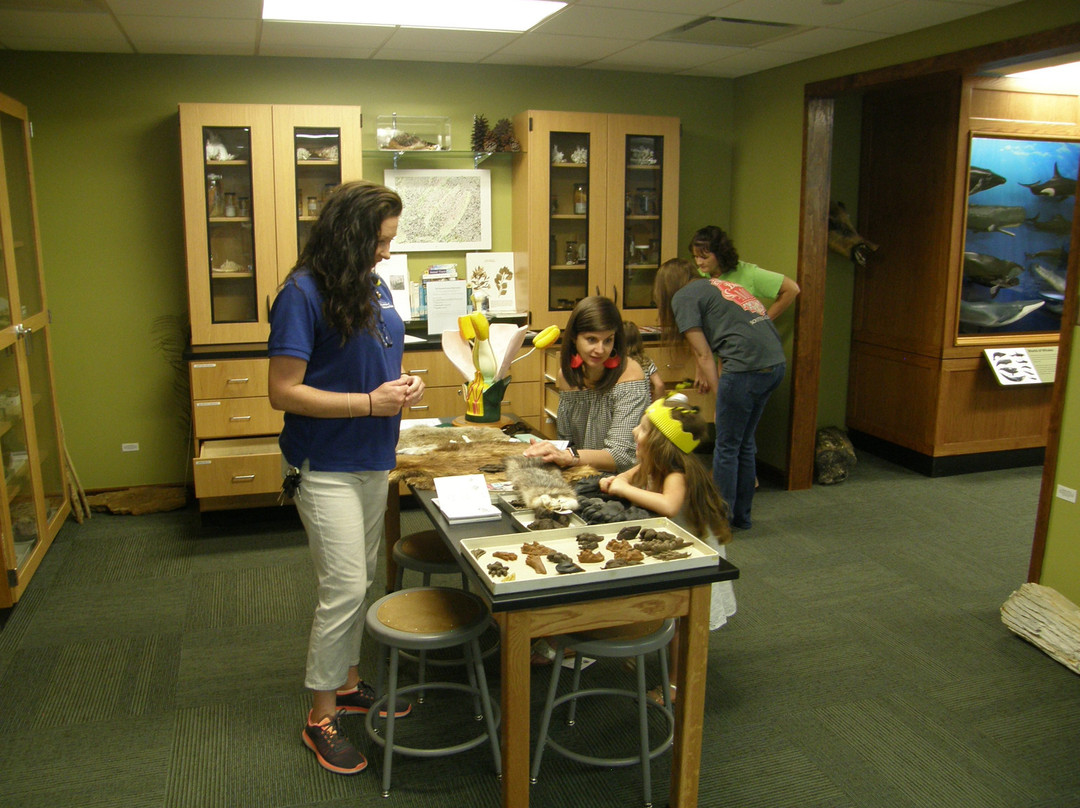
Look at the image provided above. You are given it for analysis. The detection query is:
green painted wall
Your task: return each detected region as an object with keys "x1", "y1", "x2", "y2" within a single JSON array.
[
  {"x1": 1041, "y1": 324, "x2": 1080, "y2": 606},
  {"x1": 0, "y1": 53, "x2": 732, "y2": 489}
]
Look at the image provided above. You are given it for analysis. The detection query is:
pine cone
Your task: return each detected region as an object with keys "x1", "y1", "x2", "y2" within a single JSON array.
[
  {"x1": 482, "y1": 136, "x2": 500, "y2": 153},
  {"x1": 471, "y1": 114, "x2": 489, "y2": 152}
]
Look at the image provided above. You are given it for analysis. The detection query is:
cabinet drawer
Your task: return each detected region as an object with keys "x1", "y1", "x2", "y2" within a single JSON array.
[
  {"x1": 543, "y1": 348, "x2": 560, "y2": 382},
  {"x1": 402, "y1": 350, "x2": 464, "y2": 388},
  {"x1": 190, "y1": 358, "x2": 269, "y2": 399},
  {"x1": 647, "y1": 346, "x2": 695, "y2": 383},
  {"x1": 402, "y1": 380, "x2": 541, "y2": 420},
  {"x1": 193, "y1": 396, "x2": 283, "y2": 438},
  {"x1": 193, "y1": 437, "x2": 282, "y2": 498},
  {"x1": 544, "y1": 384, "x2": 561, "y2": 420}
]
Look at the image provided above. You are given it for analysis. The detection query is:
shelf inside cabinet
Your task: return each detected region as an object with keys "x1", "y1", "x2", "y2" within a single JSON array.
[
  {"x1": 206, "y1": 159, "x2": 249, "y2": 167},
  {"x1": 209, "y1": 217, "x2": 252, "y2": 224},
  {"x1": 551, "y1": 162, "x2": 588, "y2": 169},
  {"x1": 210, "y1": 270, "x2": 254, "y2": 279},
  {"x1": 551, "y1": 264, "x2": 588, "y2": 271},
  {"x1": 297, "y1": 159, "x2": 340, "y2": 167},
  {"x1": 551, "y1": 214, "x2": 586, "y2": 220}
]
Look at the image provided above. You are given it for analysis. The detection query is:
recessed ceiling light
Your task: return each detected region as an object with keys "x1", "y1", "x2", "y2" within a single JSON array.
[{"x1": 262, "y1": 0, "x2": 567, "y2": 33}]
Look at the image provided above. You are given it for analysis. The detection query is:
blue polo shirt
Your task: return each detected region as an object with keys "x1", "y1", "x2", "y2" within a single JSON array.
[{"x1": 268, "y1": 270, "x2": 405, "y2": 472}]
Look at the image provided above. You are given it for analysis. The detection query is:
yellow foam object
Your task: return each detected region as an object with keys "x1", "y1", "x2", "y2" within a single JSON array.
[
  {"x1": 458, "y1": 315, "x2": 476, "y2": 341},
  {"x1": 533, "y1": 325, "x2": 560, "y2": 349},
  {"x1": 470, "y1": 312, "x2": 489, "y2": 340}
]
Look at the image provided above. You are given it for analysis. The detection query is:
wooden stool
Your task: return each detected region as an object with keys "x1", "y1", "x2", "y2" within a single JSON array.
[
  {"x1": 392, "y1": 529, "x2": 467, "y2": 591},
  {"x1": 365, "y1": 587, "x2": 501, "y2": 798},
  {"x1": 531, "y1": 619, "x2": 676, "y2": 808}
]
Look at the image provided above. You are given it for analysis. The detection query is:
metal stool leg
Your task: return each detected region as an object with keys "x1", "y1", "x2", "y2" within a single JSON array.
[
  {"x1": 530, "y1": 647, "x2": 565, "y2": 783},
  {"x1": 468, "y1": 638, "x2": 502, "y2": 775},
  {"x1": 381, "y1": 648, "x2": 401, "y2": 798},
  {"x1": 636, "y1": 654, "x2": 652, "y2": 807},
  {"x1": 566, "y1": 650, "x2": 585, "y2": 726}
]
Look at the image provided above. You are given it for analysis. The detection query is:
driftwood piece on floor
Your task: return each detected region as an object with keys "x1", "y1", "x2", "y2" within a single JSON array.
[
  {"x1": 86, "y1": 486, "x2": 189, "y2": 516},
  {"x1": 1001, "y1": 582, "x2": 1080, "y2": 675}
]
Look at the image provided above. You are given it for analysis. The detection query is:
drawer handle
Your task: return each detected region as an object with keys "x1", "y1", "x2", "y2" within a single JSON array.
[
  {"x1": 232, "y1": 474, "x2": 256, "y2": 482},
  {"x1": 227, "y1": 377, "x2": 250, "y2": 384},
  {"x1": 229, "y1": 415, "x2": 252, "y2": 421},
  {"x1": 408, "y1": 405, "x2": 430, "y2": 411},
  {"x1": 544, "y1": 408, "x2": 558, "y2": 419},
  {"x1": 406, "y1": 368, "x2": 430, "y2": 375},
  {"x1": 503, "y1": 399, "x2": 511, "y2": 406}
]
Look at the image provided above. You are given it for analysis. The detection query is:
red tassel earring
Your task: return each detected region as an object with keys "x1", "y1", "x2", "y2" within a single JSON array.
[
  {"x1": 603, "y1": 354, "x2": 620, "y2": 369},
  {"x1": 570, "y1": 354, "x2": 583, "y2": 368}
]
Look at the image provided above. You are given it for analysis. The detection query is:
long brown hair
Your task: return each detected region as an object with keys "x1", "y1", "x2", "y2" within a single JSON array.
[
  {"x1": 561, "y1": 296, "x2": 626, "y2": 393},
  {"x1": 653, "y1": 258, "x2": 699, "y2": 345},
  {"x1": 631, "y1": 400, "x2": 731, "y2": 543},
  {"x1": 288, "y1": 180, "x2": 402, "y2": 342}
]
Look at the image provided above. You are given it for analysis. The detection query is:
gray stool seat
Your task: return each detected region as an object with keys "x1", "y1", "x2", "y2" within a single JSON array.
[
  {"x1": 531, "y1": 619, "x2": 676, "y2": 808},
  {"x1": 365, "y1": 587, "x2": 501, "y2": 797},
  {"x1": 392, "y1": 529, "x2": 467, "y2": 591}
]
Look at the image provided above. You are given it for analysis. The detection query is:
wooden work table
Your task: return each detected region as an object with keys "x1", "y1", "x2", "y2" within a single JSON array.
[{"x1": 384, "y1": 481, "x2": 739, "y2": 808}]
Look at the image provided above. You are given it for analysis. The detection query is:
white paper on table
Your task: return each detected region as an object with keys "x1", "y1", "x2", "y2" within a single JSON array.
[
  {"x1": 380, "y1": 254, "x2": 412, "y2": 322},
  {"x1": 426, "y1": 280, "x2": 468, "y2": 335},
  {"x1": 432, "y1": 474, "x2": 501, "y2": 521}
]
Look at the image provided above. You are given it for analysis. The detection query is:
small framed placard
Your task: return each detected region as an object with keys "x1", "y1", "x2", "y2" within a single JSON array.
[{"x1": 984, "y1": 346, "x2": 1058, "y2": 385}]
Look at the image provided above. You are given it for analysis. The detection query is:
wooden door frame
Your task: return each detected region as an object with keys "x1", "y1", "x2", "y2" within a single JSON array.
[{"x1": 787, "y1": 24, "x2": 1080, "y2": 582}]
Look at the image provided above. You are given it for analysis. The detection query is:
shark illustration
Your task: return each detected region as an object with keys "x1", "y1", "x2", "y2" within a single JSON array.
[
  {"x1": 1024, "y1": 247, "x2": 1068, "y2": 267},
  {"x1": 1020, "y1": 162, "x2": 1077, "y2": 200},
  {"x1": 966, "y1": 205, "x2": 1026, "y2": 236},
  {"x1": 1026, "y1": 213, "x2": 1073, "y2": 235},
  {"x1": 963, "y1": 251, "x2": 1023, "y2": 296},
  {"x1": 968, "y1": 166, "x2": 1006, "y2": 195}
]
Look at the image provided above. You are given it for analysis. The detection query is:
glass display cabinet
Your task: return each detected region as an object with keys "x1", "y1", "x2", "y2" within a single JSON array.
[
  {"x1": 513, "y1": 111, "x2": 679, "y2": 329},
  {"x1": 959, "y1": 134, "x2": 1077, "y2": 337},
  {"x1": 180, "y1": 104, "x2": 362, "y2": 345},
  {"x1": 0, "y1": 91, "x2": 70, "y2": 607}
]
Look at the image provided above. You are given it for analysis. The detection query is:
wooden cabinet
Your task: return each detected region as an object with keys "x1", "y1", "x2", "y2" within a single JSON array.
[
  {"x1": 0, "y1": 92, "x2": 70, "y2": 606},
  {"x1": 179, "y1": 103, "x2": 363, "y2": 345},
  {"x1": 402, "y1": 348, "x2": 541, "y2": 422},
  {"x1": 511, "y1": 111, "x2": 679, "y2": 329},
  {"x1": 189, "y1": 355, "x2": 284, "y2": 510},
  {"x1": 848, "y1": 74, "x2": 1076, "y2": 473}
]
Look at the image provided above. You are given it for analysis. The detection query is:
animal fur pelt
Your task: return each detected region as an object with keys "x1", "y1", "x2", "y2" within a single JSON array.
[
  {"x1": 503, "y1": 456, "x2": 578, "y2": 511},
  {"x1": 814, "y1": 426, "x2": 857, "y2": 485},
  {"x1": 391, "y1": 427, "x2": 596, "y2": 490}
]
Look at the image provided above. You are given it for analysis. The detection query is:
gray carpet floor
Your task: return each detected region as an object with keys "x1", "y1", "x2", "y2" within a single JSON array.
[{"x1": 1, "y1": 451, "x2": 1078, "y2": 808}]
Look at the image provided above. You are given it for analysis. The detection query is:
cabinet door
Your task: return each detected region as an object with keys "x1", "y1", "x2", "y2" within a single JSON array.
[
  {"x1": 180, "y1": 104, "x2": 277, "y2": 344},
  {"x1": 606, "y1": 114, "x2": 680, "y2": 325},
  {"x1": 272, "y1": 105, "x2": 363, "y2": 292},
  {"x1": 517, "y1": 111, "x2": 608, "y2": 328},
  {"x1": 0, "y1": 94, "x2": 69, "y2": 606}
]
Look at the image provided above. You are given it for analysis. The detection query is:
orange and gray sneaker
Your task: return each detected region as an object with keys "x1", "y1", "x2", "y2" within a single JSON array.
[
  {"x1": 336, "y1": 680, "x2": 412, "y2": 718},
  {"x1": 302, "y1": 710, "x2": 367, "y2": 775}
]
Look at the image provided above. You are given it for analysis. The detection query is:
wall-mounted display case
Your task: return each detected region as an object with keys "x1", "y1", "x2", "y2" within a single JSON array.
[{"x1": 959, "y1": 135, "x2": 1077, "y2": 336}]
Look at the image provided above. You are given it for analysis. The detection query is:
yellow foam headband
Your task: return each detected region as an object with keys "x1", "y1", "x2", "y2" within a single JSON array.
[{"x1": 646, "y1": 394, "x2": 700, "y2": 454}]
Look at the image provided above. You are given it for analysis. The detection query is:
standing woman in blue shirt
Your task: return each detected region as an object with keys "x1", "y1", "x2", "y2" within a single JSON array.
[{"x1": 268, "y1": 181, "x2": 425, "y2": 776}]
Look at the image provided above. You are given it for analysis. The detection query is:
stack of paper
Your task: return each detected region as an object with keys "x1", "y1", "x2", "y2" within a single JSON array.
[{"x1": 432, "y1": 474, "x2": 503, "y2": 524}]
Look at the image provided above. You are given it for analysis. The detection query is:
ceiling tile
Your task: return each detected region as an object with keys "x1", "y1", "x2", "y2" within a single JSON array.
[
  {"x1": 844, "y1": 0, "x2": 996, "y2": 35},
  {"x1": 484, "y1": 32, "x2": 634, "y2": 65},
  {"x1": 258, "y1": 43, "x2": 377, "y2": 59},
  {"x1": 119, "y1": 16, "x2": 257, "y2": 54},
  {"x1": 534, "y1": 5, "x2": 700, "y2": 40},
  {"x1": 374, "y1": 49, "x2": 486, "y2": 64},
  {"x1": 0, "y1": 33, "x2": 131, "y2": 51},
  {"x1": 711, "y1": 0, "x2": 900, "y2": 27},
  {"x1": 375, "y1": 27, "x2": 518, "y2": 54},
  {"x1": 0, "y1": 8, "x2": 126, "y2": 41},
  {"x1": 681, "y1": 46, "x2": 803, "y2": 77},
  {"x1": 759, "y1": 25, "x2": 888, "y2": 55},
  {"x1": 104, "y1": 0, "x2": 262, "y2": 18},
  {"x1": 259, "y1": 20, "x2": 395, "y2": 50},
  {"x1": 588, "y1": 39, "x2": 742, "y2": 72},
  {"x1": 573, "y1": 0, "x2": 733, "y2": 13}
]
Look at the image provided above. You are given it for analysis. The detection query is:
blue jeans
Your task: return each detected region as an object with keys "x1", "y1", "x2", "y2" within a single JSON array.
[{"x1": 713, "y1": 363, "x2": 785, "y2": 529}]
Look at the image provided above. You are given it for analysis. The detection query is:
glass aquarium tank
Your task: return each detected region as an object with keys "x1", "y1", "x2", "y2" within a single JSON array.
[{"x1": 959, "y1": 135, "x2": 1077, "y2": 337}]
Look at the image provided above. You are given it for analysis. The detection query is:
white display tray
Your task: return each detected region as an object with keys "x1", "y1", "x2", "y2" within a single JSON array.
[{"x1": 460, "y1": 517, "x2": 718, "y2": 595}]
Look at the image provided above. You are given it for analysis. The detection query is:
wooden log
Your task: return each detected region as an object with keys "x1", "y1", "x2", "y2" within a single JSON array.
[{"x1": 1001, "y1": 583, "x2": 1080, "y2": 675}]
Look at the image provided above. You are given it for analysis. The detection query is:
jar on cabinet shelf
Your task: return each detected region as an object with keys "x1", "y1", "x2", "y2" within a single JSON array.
[
  {"x1": 207, "y1": 173, "x2": 223, "y2": 216},
  {"x1": 573, "y1": 183, "x2": 587, "y2": 214}
]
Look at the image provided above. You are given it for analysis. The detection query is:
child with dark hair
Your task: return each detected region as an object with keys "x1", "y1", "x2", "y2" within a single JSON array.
[{"x1": 622, "y1": 321, "x2": 665, "y2": 401}]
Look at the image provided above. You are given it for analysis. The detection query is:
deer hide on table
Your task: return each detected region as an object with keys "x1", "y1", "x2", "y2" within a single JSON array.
[{"x1": 393, "y1": 427, "x2": 596, "y2": 490}]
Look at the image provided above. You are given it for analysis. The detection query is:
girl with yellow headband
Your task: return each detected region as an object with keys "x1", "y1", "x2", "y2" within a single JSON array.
[{"x1": 599, "y1": 393, "x2": 737, "y2": 702}]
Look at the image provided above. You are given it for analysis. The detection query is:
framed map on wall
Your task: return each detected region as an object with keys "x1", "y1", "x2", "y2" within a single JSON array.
[{"x1": 384, "y1": 168, "x2": 492, "y2": 251}]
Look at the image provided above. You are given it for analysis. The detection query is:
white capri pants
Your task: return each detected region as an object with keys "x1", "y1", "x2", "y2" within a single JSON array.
[{"x1": 291, "y1": 459, "x2": 389, "y2": 692}]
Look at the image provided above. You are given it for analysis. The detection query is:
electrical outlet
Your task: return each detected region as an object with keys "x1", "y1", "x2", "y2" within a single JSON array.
[
  {"x1": 122, "y1": 443, "x2": 139, "y2": 452},
  {"x1": 1056, "y1": 484, "x2": 1077, "y2": 503}
]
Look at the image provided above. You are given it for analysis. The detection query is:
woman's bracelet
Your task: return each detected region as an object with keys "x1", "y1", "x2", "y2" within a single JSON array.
[
  {"x1": 346, "y1": 392, "x2": 353, "y2": 418},
  {"x1": 366, "y1": 393, "x2": 372, "y2": 417}
]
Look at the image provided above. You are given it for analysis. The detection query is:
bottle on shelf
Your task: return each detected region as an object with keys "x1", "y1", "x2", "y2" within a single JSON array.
[
  {"x1": 573, "y1": 183, "x2": 587, "y2": 215},
  {"x1": 206, "y1": 174, "x2": 223, "y2": 217}
]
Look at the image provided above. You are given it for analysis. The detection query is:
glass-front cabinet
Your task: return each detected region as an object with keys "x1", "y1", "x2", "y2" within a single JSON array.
[
  {"x1": 513, "y1": 110, "x2": 679, "y2": 329},
  {"x1": 180, "y1": 104, "x2": 362, "y2": 345},
  {"x1": 0, "y1": 92, "x2": 70, "y2": 607}
]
